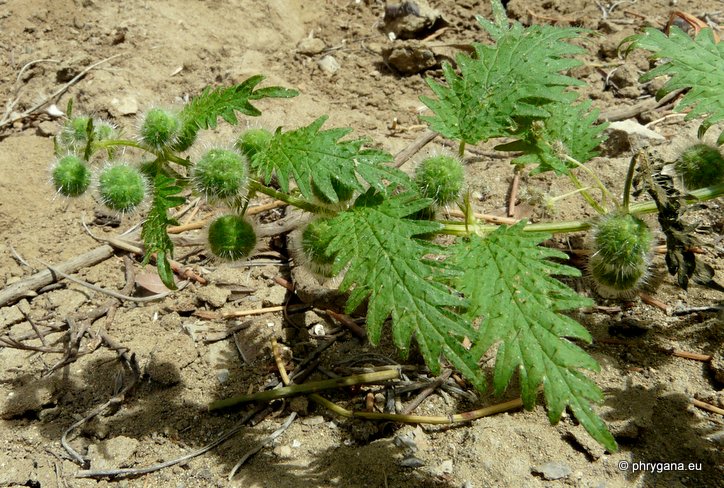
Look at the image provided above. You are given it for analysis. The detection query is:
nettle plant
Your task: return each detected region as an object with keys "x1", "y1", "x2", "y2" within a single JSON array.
[{"x1": 49, "y1": 4, "x2": 724, "y2": 452}]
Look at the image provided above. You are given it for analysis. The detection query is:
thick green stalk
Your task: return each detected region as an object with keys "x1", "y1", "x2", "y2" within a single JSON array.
[
  {"x1": 247, "y1": 181, "x2": 325, "y2": 214},
  {"x1": 441, "y1": 182, "x2": 724, "y2": 236},
  {"x1": 208, "y1": 370, "x2": 399, "y2": 411}
]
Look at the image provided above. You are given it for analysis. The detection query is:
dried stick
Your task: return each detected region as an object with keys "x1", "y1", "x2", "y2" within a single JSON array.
[
  {"x1": 194, "y1": 304, "x2": 310, "y2": 320},
  {"x1": 639, "y1": 292, "x2": 669, "y2": 312},
  {"x1": 444, "y1": 208, "x2": 519, "y2": 225},
  {"x1": 167, "y1": 200, "x2": 288, "y2": 234},
  {"x1": 36, "y1": 259, "x2": 187, "y2": 303},
  {"x1": 208, "y1": 369, "x2": 400, "y2": 411},
  {"x1": 76, "y1": 407, "x2": 263, "y2": 479},
  {"x1": 81, "y1": 222, "x2": 207, "y2": 285},
  {"x1": 597, "y1": 89, "x2": 684, "y2": 122},
  {"x1": 325, "y1": 309, "x2": 367, "y2": 339},
  {"x1": 0, "y1": 53, "x2": 125, "y2": 130},
  {"x1": 228, "y1": 412, "x2": 297, "y2": 480},
  {"x1": 670, "y1": 349, "x2": 712, "y2": 362},
  {"x1": 393, "y1": 130, "x2": 437, "y2": 168},
  {"x1": 507, "y1": 169, "x2": 520, "y2": 218},
  {"x1": 0, "y1": 245, "x2": 114, "y2": 307},
  {"x1": 692, "y1": 399, "x2": 724, "y2": 416},
  {"x1": 313, "y1": 394, "x2": 524, "y2": 425},
  {"x1": 400, "y1": 369, "x2": 452, "y2": 415}
]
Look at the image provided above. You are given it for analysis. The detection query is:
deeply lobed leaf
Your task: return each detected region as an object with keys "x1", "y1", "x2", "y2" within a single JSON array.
[
  {"x1": 450, "y1": 223, "x2": 616, "y2": 452},
  {"x1": 141, "y1": 173, "x2": 185, "y2": 289},
  {"x1": 177, "y1": 75, "x2": 298, "y2": 150},
  {"x1": 321, "y1": 190, "x2": 486, "y2": 390},
  {"x1": 496, "y1": 101, "x2": 608, "y2": 174},
  {"x1": 251, "y1": 116, "x2": 413, "y2": 201},
  {"x1": 622, "y1": 27, "x2": 724, "y2": 143},
  {"x1": 420, "y1": 20, "x2": 585, "y2": 145}
]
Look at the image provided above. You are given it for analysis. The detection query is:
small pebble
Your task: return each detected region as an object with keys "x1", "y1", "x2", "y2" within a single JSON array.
[
  {"x1": 533, "y1": 461, "x2": 572, "y2": 480},
  {"x1": 400, "y1": 456, "x2": 425, "y2": 468},
  {"x1": 317, "y1": 55, "x2": 340, "y2": 75}
]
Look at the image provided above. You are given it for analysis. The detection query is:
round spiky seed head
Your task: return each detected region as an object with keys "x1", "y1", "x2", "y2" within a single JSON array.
[
  {"x1": 57, "y1": 116, "x2": 118, "y2": 151},
  {"x1": 57, "y1": 115, "x2": 92, "y2": 149},
  {"x1": 98, "y1": 164, "x2": 147, "y2": 212},
  {"x1": 236, "y1": 128, "x2": 273, "y2": 161},
  {"x1": 311, "y1": 178, "x2": 355, "y2": 205},
  {"x1": 674, "y1": 143, "x2": 724, "y2": 190},
  {"x1": 192, "y1": 148, "x2": 248, "y2": 200},
  {"x1": 589, "y1": 213, "x2": 652, "y2": 293},
  {"x1": 139, "y1": 107, "x2": 181, "y2": 150},
  {"x1": 207, "y1": 214, "x2": 257, "y2": 261},
  {"x1": 414, "y1": 155, "x2": 465, "y2": 206},
  {"x1": 93, "y1": 119, "x2": 117, "y2": 142},
  {"x1": 302, "y1": 217, "x2": 336, "y2": 264},
  {"x1": 52, "y1": 155, "x2": 91, "y2": 197}
]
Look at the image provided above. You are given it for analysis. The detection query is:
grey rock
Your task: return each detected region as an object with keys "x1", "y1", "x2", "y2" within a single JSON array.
[
  {"x1": 400, "y1": 456, "x2": 425, "y2": 468},
  {"x1": 533, "y1": 461, "x2": 572, "y2": 480},
  {"x1": 36, "y1": 120, "x2": 57, "y2": 137},
  {"x1": 383, "y1": 0, "x2": 443, "y2": 40},
  {"x1": 394, "y1": 432, "x2": 417, "y2": 451},
  {"x1": 297, "y1": 37, "x2": 326, "y2": 55},
  {"x1": 317, "y1": 55, "x2": 340, "y2": 75},
  {"x1": 382, "y1": 41, "x2": 437, "y2": 75},
  {"x1": 216, "y1": 368, "x2": 230, "y2": 384},
  {"x1": 111, "y1": 95, "x2": 139, "y2": 116}
]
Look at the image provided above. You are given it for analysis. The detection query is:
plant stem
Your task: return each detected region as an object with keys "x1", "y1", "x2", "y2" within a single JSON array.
[
  {"x1": 208, "y1": 369, "x2": 400, "y2": 411},
  {"x1": 310, "y1": 393, "x2": 523, "y2": 424},
  {"x1": 95, "y1": 139, "x2": 149, "y2": 152},
  {"x1": 621, "y1": 152, "x2": 638, "y2": 213},
  {"x1": 458, "y1": 141, "x2": 466, "y2": 158},
  {"x1": 247, "y1": 181, "x2": 324, "y2": 214},
  {"x1": 440, "y1": 182, "x2": 724, "y2": 236},
  {"x1": 567, "y1": 170, "x2": 606, "y2": 215},
  {"x1": 564, "y1": 155, "x2": 615, "y2": 211}
]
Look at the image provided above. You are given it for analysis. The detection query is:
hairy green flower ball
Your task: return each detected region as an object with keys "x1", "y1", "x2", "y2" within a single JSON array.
[
  {"x1": 52, "y1": 155, "x2": 91, "y2": 197},
  {"x1": 675, "y1": 143, "x2": 724, "y2": 190},
  {"x1": 236, "y1": 128, "x2": 273, "y2": 160},
  {"x1": 589, "y1": 213, "x2": 652, "y2": 293},
  {"x1": 193, "y1": 148, "x2": 248, "y2": 200},
  {"x1": 414, "y1": 155, "x2": 465, "y2": 206},
  {"x1": 299, "y1": 218, "x2": 337, "y2": 277},
  {"x1": 57, "y1": 116, "x2": 116, "y2": 150},
  {"x1": 139, "y1": 107, "x2": 181, "y2": 150},
  {"x1": 311, "y1": 178, "x2": 355, "y2": 205},
  {"x1": 98, "y1": 164, "x2": 147, "y2": 212},
  {"x1": 207, "y1": 215, "x2": 257, "y2": 261}
]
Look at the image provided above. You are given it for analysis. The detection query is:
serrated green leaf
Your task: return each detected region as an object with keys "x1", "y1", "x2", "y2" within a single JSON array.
[
  {"x1": 321, "y1": 190, "x2": 486, "y2": 390},
  {"x1": 177, "y1": 76, "x2": 298, "y2": 150},
  {"x1": 622, "y1": 27, "x2": 724, "y2": 142},
  {"x1": 420, "y1": 21, "x2": 585, "y2": 145},
  {"x1": 155, "y1": 251, "x2": 175, "y2": 290},
  {"x1": 141, "y1": 174, "x2": 185, "y2": 290},
  {"x1": 450, "y1": 223, "x2": 616, "y2": 452},
  {"x1": 252, "y1": 116, "x2": 413, "y2": 201},
  {"x1": 495, "y1": 101, "x2": 608, "y2": 174}
]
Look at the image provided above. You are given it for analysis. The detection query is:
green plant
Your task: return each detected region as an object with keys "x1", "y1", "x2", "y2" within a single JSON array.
[
  {"x1": 674, "y1": 143, "x2": 724, "y2": 190},
  {"x1": 51, "y1": 154, "x2": 91, "y2": 197},
  {"x1": 98, "y1": 163, "x2": 147, "y2": 212},
  {"x1": 207, "y1": 214, "x2": 257, "y2": 261},
  {"x1": 48, "y1": 2, "x2": 724, "y2": 454}
]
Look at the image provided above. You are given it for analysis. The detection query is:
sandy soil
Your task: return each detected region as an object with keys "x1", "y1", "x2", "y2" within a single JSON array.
[{"x1": 1, "y1": 1, "x2": 722, "y2": 487}]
